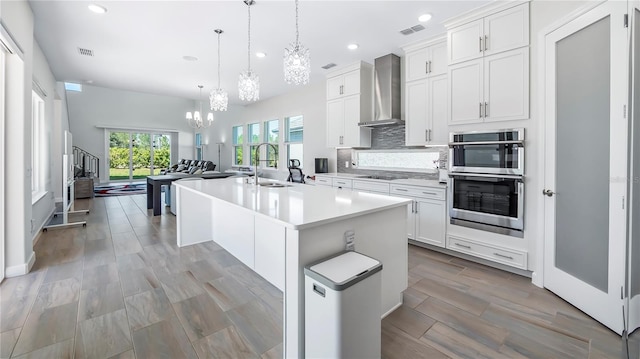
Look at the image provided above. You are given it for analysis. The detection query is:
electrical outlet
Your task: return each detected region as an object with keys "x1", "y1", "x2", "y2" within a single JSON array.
[
  {"x1": 344, "y1": 161, "x2": 349, "y2": 168},
  {"x1": 344, "y1": 230, "x2": 355, "y2": 251}
]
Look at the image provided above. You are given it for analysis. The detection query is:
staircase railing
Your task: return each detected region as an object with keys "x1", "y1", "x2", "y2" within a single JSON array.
[{"x1": 72, "y1": 146, "x2": 100, "y2": 179}]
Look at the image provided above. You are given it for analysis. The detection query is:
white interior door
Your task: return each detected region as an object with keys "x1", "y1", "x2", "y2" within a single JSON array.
[{"x1": 543, "y1": 0, "x2": 628, "y2": 335}]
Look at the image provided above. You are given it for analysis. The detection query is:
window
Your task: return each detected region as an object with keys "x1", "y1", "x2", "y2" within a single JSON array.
[
  {"x1": 285, "y1": 115, "x2": 303, "y2": 168},
  {"x1": 232, "y1": 125, "x2": 244, "y2": 165},
  {"x1": 195, "y1": 133, "x2": 202, "y2": 160},
  {"x1": 264, "y1": 119, "x2": 279, "y2": 168},
  {"x1": 64, "y1": 82, "x2": 82, "y2": 92},
  {"x1": 248, "y1": 122, "x2": 261, "y2": 166},
  {"x1": 31, "y1": 91, "x2": 45, "y2": 199}
]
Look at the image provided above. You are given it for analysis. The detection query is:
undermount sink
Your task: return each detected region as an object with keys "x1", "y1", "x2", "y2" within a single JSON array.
[{"x1": 259, "y1": 183, "x2": 290, "y2": 188}]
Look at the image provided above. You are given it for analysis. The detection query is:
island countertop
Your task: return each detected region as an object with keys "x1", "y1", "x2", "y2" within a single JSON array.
[{"x1": 173, "y1": 177, "x2": 411, "y2": 230}]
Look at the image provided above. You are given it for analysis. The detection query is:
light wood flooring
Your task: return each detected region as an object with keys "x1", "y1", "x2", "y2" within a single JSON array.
[{"x1": 0, "y1": 194, "x2": 637, "y2": 358}]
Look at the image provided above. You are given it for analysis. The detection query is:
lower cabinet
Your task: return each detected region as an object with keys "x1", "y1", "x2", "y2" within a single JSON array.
[
  {"x1": 447, "y1": 234, "x2": 527, "y2": 270},
  {"x1": 390, "y1": 184, "x2": 446, "y2": 248}
]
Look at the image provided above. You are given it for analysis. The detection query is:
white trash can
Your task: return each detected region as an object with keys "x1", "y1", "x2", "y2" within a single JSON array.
[{"x1": 304, "y1": 251, "x2": 382, "y2": 359}]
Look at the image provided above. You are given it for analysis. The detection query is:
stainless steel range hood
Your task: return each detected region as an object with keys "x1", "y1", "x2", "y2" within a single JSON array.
[{"x1": 358, "y1": 54, "x2": 403, "y2": 127}]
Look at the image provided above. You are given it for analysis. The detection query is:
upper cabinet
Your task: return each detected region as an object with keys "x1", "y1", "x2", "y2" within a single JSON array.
[
  {"x1": 403, "y1": 37, "x2": 449, "y2": 146},
  {"x1": 447, "y1": 3, "x2": 529, "y2": 65},
  {"x1": 445, "y1": 1, "x2": 530, "y2": 124},
  {"x1": 326, "y1": 62, "x2": 373, "y2": 148}
]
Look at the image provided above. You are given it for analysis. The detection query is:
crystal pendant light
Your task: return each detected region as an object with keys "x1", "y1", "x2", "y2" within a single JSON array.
[
  {"x1": 283, "y1": 0, "x2": 310, "y2": 85},
  {"x1": 210, "y1": 29, "x2": 228, "y2": 111},
  {"x1": 238, "y1": 0, "x2": 259, "y2": 101},
  {"x1": 186, "y1": 85, "x2": 213, "y2": 129}
]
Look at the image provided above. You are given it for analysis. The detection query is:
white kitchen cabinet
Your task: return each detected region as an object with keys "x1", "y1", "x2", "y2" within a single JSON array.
[
  {"x1": 449, "y1": 47, "x2": 529, "y2": 124},
  {"x1": 352, "y1": 180, "x2": 390, "y2": 195},
  {"x1": 254, "y1": 216, "x2": 285, "y2": 291},
  {"x1": 390, "y1": 184, "x2": 446, "y2": 248},
  {"x1": 326, "y1": 62, "x2": 373, "y2": 148},
  {"x1": 447, "y1": 3, "x2": 529, "y2": 65},
  {"x1": 447, "y1": 234, "x2": 527, "y2": 270},
  {"x1": 405, "y1": 74, "x2": 448, "y2": 146},
  {"x1": 405, "y1": 39, "x2": 447, "y2": 82},
  {"x1": 314, "y1": 176, "x2": 332, "y2": 186},
  {"x1": 332, "y1": 178, "x2": 353, "y2": 189}
]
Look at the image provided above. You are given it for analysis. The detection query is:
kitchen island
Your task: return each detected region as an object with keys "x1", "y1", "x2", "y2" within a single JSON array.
[{"x1": 173, "y1": 177, "x2": 410, "y2": 358}]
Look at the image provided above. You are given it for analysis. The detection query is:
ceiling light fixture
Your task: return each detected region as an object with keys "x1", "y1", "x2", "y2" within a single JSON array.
[
  {"x1": 347, "y1": 43, "x2": 359, "y2": 50},
  {"x1": 88, "y1": 4, "x2": 107, "y2": 14},
  {"x1": 418, "y1": 13, "x2": 432, "y2": 22},
  {"x1": 210, "y1": 29, "x2": 228, "y2": 112},
  {"x1": 238, "y1": 0, "x2": 259, "y2": 101},
  {"x1": 256, "y1": 52, "x2": 266, "y2": 58},
  {"x1": 283, "y1": 0, "x2": 310, "y2": 85},
  {"x1": 187, "y1": 85, "x2": 213, "y2": 129}
]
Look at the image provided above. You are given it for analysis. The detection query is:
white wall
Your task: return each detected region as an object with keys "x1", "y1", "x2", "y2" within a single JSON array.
[
  {"x1": 201, "y1": 81, "x2": 336, "y2": 178},
  {"x1": 1, "y1": 0, "x2": 36, "y2": 276},
  {"x1": 65, "y1": 85, "x2": 196, "y2": 183}
]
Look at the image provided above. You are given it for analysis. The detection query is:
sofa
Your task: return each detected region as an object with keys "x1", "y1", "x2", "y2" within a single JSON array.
[{"x1": 161, "y1": 159, "x2": 216, "y2": 175}]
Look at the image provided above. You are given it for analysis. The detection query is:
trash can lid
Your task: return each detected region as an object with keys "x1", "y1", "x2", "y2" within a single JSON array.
[{"x1": 304, "y1": 251, "x2": 382, "y2": 291}]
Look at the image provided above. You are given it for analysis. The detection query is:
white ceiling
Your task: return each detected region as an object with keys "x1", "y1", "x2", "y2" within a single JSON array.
[{"x1": 29, "y1": 0, "x2": 491, "y2": 105}]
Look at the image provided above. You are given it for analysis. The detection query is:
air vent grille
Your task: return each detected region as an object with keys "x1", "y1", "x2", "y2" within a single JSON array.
[
  {"x1": 78, "y1": 47, "x2": 94, "y2": 56},
  {"x1": 400, "y1": 24, "x2": 425, "y2": 35},
  {"x1": 322, "y1": 63, "x2": 337, "y2": 70}
]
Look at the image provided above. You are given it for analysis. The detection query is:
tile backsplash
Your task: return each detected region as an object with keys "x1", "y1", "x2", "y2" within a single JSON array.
[{"x1": 337, "y1": 124, "x2": 448, "y2": 180}]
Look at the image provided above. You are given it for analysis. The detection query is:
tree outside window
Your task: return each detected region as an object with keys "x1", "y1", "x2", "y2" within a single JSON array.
[
  {"x1": 248, "y1": 122, "x2": 260, "y2": 166},
  {"x1": 264, "y1": 119, "x2": 279, "y2": 168},
  {"x1": 285, "y1": 115, "x2": 303, "y2": 168},
  {"x1": 233, "y1": 125, "x2": 244, "y2": 165}
]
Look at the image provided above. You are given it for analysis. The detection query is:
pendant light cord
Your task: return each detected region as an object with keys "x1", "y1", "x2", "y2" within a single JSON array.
[
  {"x1": 295, "y1": 0, "x2": 299, "y2": 45},
  {"x1": 247, "y1": 2, "x2": 252, "y2": 72},
  {"x1": 217, "y1": 32, "x2": 221, "y2": 88}
]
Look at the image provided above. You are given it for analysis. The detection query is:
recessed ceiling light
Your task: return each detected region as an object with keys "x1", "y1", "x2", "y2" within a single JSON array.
[
  {"x1": 256, "y1": 52, "x2": 266, "y2": 58},
  {"x1": 347, "y1": 44, "x2": 359, "y2": 50},
  {"x1": 418, "y1": 13, "x2": 432, "y2": 22},
  {"x1": 88, "y1": 4, "x2": 107, "y2": 14},
  {"x1": 182, "y1": 55, "x2": 198, "y2": 61}
]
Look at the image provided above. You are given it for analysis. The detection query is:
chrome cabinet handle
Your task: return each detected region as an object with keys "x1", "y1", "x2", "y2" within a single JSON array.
[
  {"x1": 422, "y1": 192, "x2": 436, "y2": 196},
  {"x1": 425, "y1": 61, "x2": 429, "y2": 74},
  {"x1": 484, "y1": 102, "x2": 489, "y2": 117},
  {"x1": 395, "y1": 188, "x2": 408, "y2": 192},
  {"x1": 428, "y1": 61, "x2": 432, "y2": 73},
  {"x1": 542, "y1": 189, "x2": 554, "y2": 197},
  {"x1": 493, "y1": 252, "x2": 514, "y2": 260},
  {"x1": 428, "y1": 129, "x2": 432, "y2": 142},
  {"x1": 479, "y1": 102, "x2": 484, "y2": 118},
  {"x1": 484, "y1": 35, "x2": 488, "y2": 51},
  {"x1": 479, "y1": 37, "x2": 483, "y2": 52},
  {"x1": 414, "y1": 201, "x2": 418, "y2": 214},
  {"x1": 455, "y1": 243, "x2": 471, "y2": 249},
  {"x1": 339, "y1": 85, "x2": 343, "y2": 95},
  {"x1": 425, "y1": 130, "x2": 429, "y2": 142}
]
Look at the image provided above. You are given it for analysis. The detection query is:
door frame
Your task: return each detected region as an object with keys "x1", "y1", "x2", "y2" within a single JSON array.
[{"x1": 541, "y1": 0, "x2": 628, "y2": 334}]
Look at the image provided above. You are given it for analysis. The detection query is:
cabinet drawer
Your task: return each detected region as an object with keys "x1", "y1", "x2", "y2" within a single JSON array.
[
  {"x1": 390, "y1": 185, "x2": 445, "y2": 200},
  {"x1": 447, "y1": 235, "x2": 527, "y2": 269},
  {"x1": 332, "y1": 178, "x2": 353, "y2": 189},
  {"x1": 353, "y1": 180, "x2": 390, "y2": 194},
  {"x1": 315, "y1": 176, "x2": 332, "y2": 186}
]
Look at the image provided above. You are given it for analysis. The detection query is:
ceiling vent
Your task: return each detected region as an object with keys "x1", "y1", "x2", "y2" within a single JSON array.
[
  {"x1": 78, "y1": 47, "x2": 94, "y2": 57},
  {"x1": 322, "y1": 63, "x2": 337, "y2": 70},
  {"x1": 399, "y1": 24, "x2": 425, "y2": 35}
]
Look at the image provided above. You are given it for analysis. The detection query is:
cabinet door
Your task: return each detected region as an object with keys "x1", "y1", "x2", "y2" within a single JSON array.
[
  {"x1": 398, "y1": 196, "x2": 415, "y2": 240},
  {"x1": 449, "y1": 58, "x2": 483, "y2": 124},
  {"x1": 326, "y1": 99, "x2": 344, "y2": 147},
  {"x1": 342, "y1": 70, "x2": 361, "y2": 97},
  {"x1": 406, "y1": 47, "x2": 429, "y2": 82},
  {"x1": 484, "y1": 47, "x2": 529, "y2": 122},
  {"x1": 405, "y1": 80, "x2": 429, "y2": 146},
  {"x1": 428, "y1": 74, "x2": 449, "y2": 145},
  {"x1": 327, "y1": 75, "x2": 343, "y2": 100},
  {"x1": 415, "y1": 199, "x2": 446, "y2": 247},
  {"x1": 341, "y1": 94, "x2": 362, "y2": 147},
  {"x1": 483, "y1": 3, "x2": 529, "y2": 57},
  {"x1": 448, "y1": 19, "x2": 483, "y2": 65},
  {"x1": 429, "y1": 41, "x2": 448, "y2": 76}
]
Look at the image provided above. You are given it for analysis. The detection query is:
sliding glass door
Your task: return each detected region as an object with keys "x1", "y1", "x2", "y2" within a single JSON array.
[{"x1": 108, "y1": 131, "x2": 171, "y2": 181}]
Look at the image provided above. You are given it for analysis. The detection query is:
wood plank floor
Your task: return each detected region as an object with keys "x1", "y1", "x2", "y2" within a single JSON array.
[{"x1": 0, "y1": 194, "x2": 637, "y2": 358}]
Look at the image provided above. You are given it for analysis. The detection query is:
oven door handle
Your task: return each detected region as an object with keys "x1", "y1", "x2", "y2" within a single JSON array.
[
  {"x1": 448, "y1": 140, "x2": 524, "y2": 147},
  {"x1": 449, "y1": 172, "x2": 524, "y2": 182}
]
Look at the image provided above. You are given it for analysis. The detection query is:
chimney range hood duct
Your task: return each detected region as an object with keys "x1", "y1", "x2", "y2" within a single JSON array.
[{"x1": 359, "y1": 54, "x2": 403, "y2": 127}]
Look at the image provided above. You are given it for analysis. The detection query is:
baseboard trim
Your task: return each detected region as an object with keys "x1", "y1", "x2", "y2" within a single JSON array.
[
  {"x1": 5, "y1": 251, "x2": 36, "y2": 277},
  {"x1": 32, "y1": 207, "x2": 55, "y2": 246}
]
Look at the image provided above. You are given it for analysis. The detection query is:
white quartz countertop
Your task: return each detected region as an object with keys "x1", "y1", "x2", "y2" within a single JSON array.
[
  {"x1": 314, "y1": 173, "x2": 447, "y2": 188},
  {"x1": 174, "y1": 177, "x2": 412, "y2": 230}
]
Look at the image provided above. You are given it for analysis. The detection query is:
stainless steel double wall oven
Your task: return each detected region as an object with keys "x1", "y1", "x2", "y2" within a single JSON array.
[{"x1": 448, "y1": 129, "x2": 525, "y2": 237}]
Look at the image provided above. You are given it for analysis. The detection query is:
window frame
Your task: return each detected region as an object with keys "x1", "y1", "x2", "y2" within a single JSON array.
[
  {"x1": 248, "y1": 122, "x2": 261, "y2": 167},
  {"x1": 31, "y1": 90, "x2": 45, "y2": 202},
  {"x1": 195, "y1": 132, "x2": 202, "y2": 161},
  {"x1": 264, "y1": 119, "x2": 279, "y2": 169},
  {"x1": 232, "y1": 125, "x2": 244, "y2": 165},
  {"x1": 285, "y1": 115, "x2": 304, "y2": 169}
]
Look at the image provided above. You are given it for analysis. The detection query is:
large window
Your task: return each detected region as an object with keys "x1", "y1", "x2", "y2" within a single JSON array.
[
  {"x1": 264, "y1": 119, "x2": 279, "y2": 168},
  {"x1": 248, "y1": 122, "x2": 261, "y2": 166},
  {"x1": 31, "y1": 91, "x2": 45, "y2": 199},
  {"x1": 195, "y1": 133, "x2": 203, "y2": 161},
  {"x1": 285, "y1": 115, "x2": 304, "y2": 168},
  {"x1": 232, "y1": 125, "x2": 244, "y2": 165}
]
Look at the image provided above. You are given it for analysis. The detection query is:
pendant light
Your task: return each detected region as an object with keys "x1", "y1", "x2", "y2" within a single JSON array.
[
  {"x1": 186, "y1": 85, "x2": 213, "y2": 129},
  {"x1": 210, "y1": 29, "x2": 228, "y2": 111},
  {"x1": 283, "y1": 0, "x2": 310, "y2": 85},
  {"x1": 238, "y1": 0, "x2": 260, "y2": 101}
]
